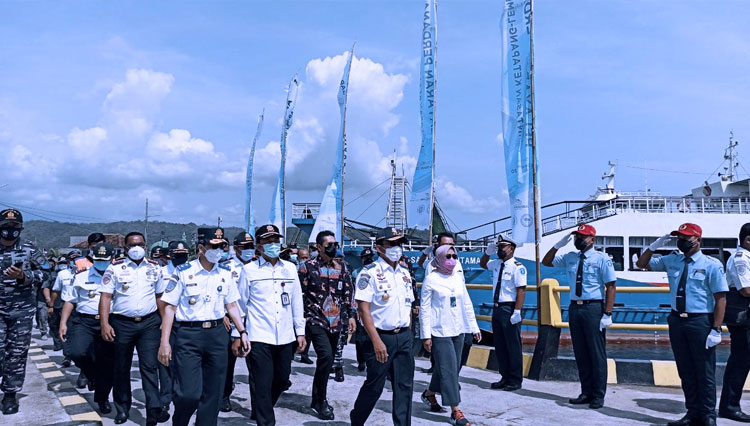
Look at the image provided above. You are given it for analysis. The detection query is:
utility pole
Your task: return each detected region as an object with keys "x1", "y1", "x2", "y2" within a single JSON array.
[
  {"x1": 144, "y1": 198, "x2": 149, "y2": 243},
  {"x1": 217, "y1": 216, "x2": 222, "y2": 228}
]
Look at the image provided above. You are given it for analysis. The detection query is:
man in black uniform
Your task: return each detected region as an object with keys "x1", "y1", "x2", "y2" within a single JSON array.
[{"x1": 0, "y1": 209, "x2": 44, "y2": 414}]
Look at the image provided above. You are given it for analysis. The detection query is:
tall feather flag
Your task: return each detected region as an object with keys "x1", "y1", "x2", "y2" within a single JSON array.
[
  {"x1": 269, "y1": 75, "x2": 300, "y2": 232},
  {"x1": 244, "y1": 109, "x2": 264, "y2": 233}
]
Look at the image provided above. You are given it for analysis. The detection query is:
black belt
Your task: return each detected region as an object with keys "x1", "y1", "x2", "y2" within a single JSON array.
[
  {"x1": 77, "y1": 312, "x2": 101, "y2": 320},
  {"x1": 376, "y1": 326, "x2": 410, "y2": 335},
  {"x1": 176, "y1": 320, "x2": 223, "y2": 329},
  {"x1": 571, "y1": 299, "x2": 602, "y2": 305},
  {"x1": 111, "y1": 311, "x2": 158, "y2": 323},
  {"x1": 671, "y1": 310, "x2": 711, "y2": 318},
  {"x1": 494, "y1": 301, "x2": 515, "y2": 307}
]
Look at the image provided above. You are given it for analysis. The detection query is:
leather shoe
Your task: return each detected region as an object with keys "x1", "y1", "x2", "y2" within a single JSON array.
[
  {"x1": 220, "y1": 396, "x2": 232, "y2": 412},
  {"x1": 313, "y1": 400, "x2": 335, "y2": 420},
  {"x1": 702, "y1": 416, "x2": 716, "y2": 426},
  {"x1": 155, "y1": 410, "x2": 170, "y2": 423},
  {"x1": 76, "y1": 373, "x2": 88, "y2": 389},
  {"x1": 666, "y1": 415, "x2": 697, "y2": 426},
  {"x1": 502, "y1": 383, "x2": 522, "y2": 392},
  {"x1": 97, "y1": 401, "x2": 112, "y2": 414},
  {"x1": 299, "y1": 355, "x2": 314, "y2": 364},
  {"x1": 60, "y1": 357, "x2": 71, "y2": 368},
  {"x1": 334, "y1": 367, "x2": 345, "y2": 383},
  {"x1": 357, "y1": 362, "x2": 366, "y2": 371},
  {"x1": 719, "y1": 411, "x2": 750, "y2": 422},
  {"x1": 114, "y1": 413, "x2": 128, "y2": 424},
  {"x1": 568, "y1": 394, "x2": 593, "y2": 405},
  {"x1": 490, "y1": 380, "x2": 507, "y2": 389},
  {"x1": 589, "y1": 399, "x2": 604, "y2": 409},
  {"x1": 1, "y1": 393, "x2": 19, "y2": 415}
]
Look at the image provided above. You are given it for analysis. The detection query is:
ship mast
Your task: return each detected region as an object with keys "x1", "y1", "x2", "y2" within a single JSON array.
[{"x1": 721, "y1": 131, "x2": 739, "y2": 183}]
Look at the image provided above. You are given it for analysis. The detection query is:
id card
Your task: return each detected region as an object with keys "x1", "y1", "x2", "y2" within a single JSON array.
[
  {"x1": 281, "y1": 292, "x2": 290, "y2": 306},
  {"x1": 450, "y1": 296, "x2": 457, "y2": 308}
]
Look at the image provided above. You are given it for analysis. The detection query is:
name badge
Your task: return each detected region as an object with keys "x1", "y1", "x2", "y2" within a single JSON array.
[
  {"x1": 502, "y1": 272, "x2": 512, "y2": 280},
  {"x1": 337, "y1": 281, "x2": 342, "y2": 291},
  {"x1": 281, "y1": 292, "x2": 290, "y2": 306},
  {"x1": 450, "y1": 296, "x2": 457, "y2": 308}
]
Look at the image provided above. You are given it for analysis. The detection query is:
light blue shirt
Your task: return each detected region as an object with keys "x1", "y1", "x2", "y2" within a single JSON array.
[
  {"x1": 649, "y1": 250, "x2": 728, "y2": 313},
  {"x1": 552, "y1": 248, "x2": 617, "y2": 301}
]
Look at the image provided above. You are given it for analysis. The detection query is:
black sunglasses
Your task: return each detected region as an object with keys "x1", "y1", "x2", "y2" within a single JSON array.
[
  {"x1": 209, "y1": 243, "x2": 228, "y2": 250},
  {"x1": 445, "y1": 254, "x2": 458, "y2": 259}
]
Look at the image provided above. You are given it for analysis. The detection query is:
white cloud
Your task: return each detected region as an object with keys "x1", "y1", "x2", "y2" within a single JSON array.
[
  {"x1": 67, "y1": 126, "x2": 107, "y2": 151},
  {"x1": 436, "y1": 177, "x2": 504, "y2": 214},
  {"x1": 103, "y1": 69, "x2": 174, "y2": 139}
]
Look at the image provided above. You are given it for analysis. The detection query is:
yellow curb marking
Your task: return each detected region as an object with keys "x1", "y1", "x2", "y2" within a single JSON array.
[
  {"x1": 30, "y1": 355, "x2": 49, "y2": 361},
  {"x1": 71, "y1": 412, "x2": 102, "y2": 421},
  {"x1": 59, "y1": 395, "x2": 87, "y2": 406},
  {"x1": 36, "y1": 362, "x2": 56, "y2": 369},
  {"x1": 42, "y1": 371, "x2": 64, "y2": 379}
]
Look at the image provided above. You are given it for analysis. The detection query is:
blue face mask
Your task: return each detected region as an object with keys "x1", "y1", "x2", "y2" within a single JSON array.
[
  {"x1": 263, "y1": 243, "x2": 282, "y2": 259},
  {"x1": 69, "y1": 261, "x2": 76, "y2": 268},
  {"x1": 220, "y1": 251, "x2": 229, "y2": 262},
  {"x1": 290, "y1": 254, "x2": 298, "y2": 263},
  {"x1": 239, "y1": 249, "x2": 255, "y2": 262},
  {"x1": 93, "y1": 260, "x2": 110, "y2": 272}
]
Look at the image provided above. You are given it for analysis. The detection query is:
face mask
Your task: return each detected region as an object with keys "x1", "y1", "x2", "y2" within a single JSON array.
[
  {"x1": 56, "y1": 264, "x2": 68, "y2": 271},
  {"x1": 93, "y1": 260, "x2": 110, "y2": 272},
  {"x1": 442, "y1": 258, "x2": 457, "y2": 271},
  {"x1": 263, "y1": 243, "x2": 282, "y2": 259},
  {"x1": 498, "y1": 247, "x2": 511, "y2": 260},
  {"x1": 323, "y1": 244, "x2": 338, "y2": 258},
  {"x1": 127, "y1": 246, "x2": 146, "y2": 261},
  {"x1": 239, "y1": 249, "x2": 255, "y2": 262},
  {"x1": 384, "y1": 245, "x2": 403, "y2": 262},
  {"x1": 362, "y1": 256, "x2": 374, "y2": 266},
  {"x1": 69, "y1": 261, "x2": 76, "y2": 268},
  {"x1": 677, "y1": 239, "x2": 695, "y2": 254},
  {"x1": 220, "y1": 251, "x2": 229, "y2": 262},
  {"x1": 310, "y1": 250, "x2": 319, "y2": 259},
  {"x1": 172, "y1": 253, "x2": 189, "y2": 266},
  {"x1": 0, "y1": 227, "x2": 21, "y2": 241},
  {"x1": 204, "y1": 248, "x2": 224, "y2": 264},
  {"x1": 574, "y1": 238, "x2": 588, "y2": 251},
  {"x1": 290, "y1": 254, "x2": 298, "y2": 263}
]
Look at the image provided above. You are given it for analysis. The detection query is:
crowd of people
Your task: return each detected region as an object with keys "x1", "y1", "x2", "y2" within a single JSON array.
[{"x1": 2, "y1": 206, "x2": 750, "y2": 426}]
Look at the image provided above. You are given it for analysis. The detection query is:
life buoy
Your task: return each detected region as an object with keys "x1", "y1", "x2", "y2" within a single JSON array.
[{"x1": 677, "y1": 200, "x2": 691, "y2": 212}]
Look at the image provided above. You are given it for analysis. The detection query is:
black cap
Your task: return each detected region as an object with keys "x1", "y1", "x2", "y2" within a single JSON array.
[
  {"x1": 255, "y1": 224, "x2": 283, "y2": 240},
  {"x1": 376, "y1": 227, "x2": 407, "y2": 244},
  {"x1": 68, "y1": 249, "x2": 83, "y2": 259},
  {"x1": 360, "y1": 247, "x2": 374, "y2": 257},
  {"x1": 150, "y1": 246, "x2": 165, "y2": 257},
  {"x1": 197, "y1": 228, "x2": 227, "y2": 245},
  {"x1": 91, "y1": 243, "x2": 114, "y2": 260},
  {"x1": 168, "y1": 240, "x2": 189, "y2": 254},
  {"x1": 0, "y1": 209, "x2": 23, "y2": 227},
  {"x1": 234, "y1": 231, "x2": 254, "y2": 246},
  {"x1": 281, "y1": 243, "x2": 297, "y2": 254}
]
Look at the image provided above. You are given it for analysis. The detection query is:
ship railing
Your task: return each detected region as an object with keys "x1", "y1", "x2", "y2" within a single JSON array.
[{"x1": 292, "y1": 203, "x2": 320, "y2": 220}]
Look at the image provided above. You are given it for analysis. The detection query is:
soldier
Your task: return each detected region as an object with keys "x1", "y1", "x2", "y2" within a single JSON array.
[
  {"x1": 158, "y1": 227, "x2": 249, "y2": 426},
  {"x1": 59, "y1": 243, "x2": 115, "y2": 414},
  {"x1": 0, "y1": 209, "x2": 45, "y2": 414},
  {"x1": 350, "y1": 228, "x2": 415, "y2": 426},
  {"x1": 219, "y1": 231, "x2": 255, "y2": 413},
  {"x1": 99, "y1": 232, "x2": 169, "y2": 425},
  {"x1": 36, "y1": 258, "x2": 55, "y2": 339},
  {"x1": 542, "y1": 224, "x2": 616, "y2": 409},
  {"x1": 637, "y1": 223, "x2": 728, "y2": 426},
  {"x1": 232, "y1": 224, "x2": 306, "y2": 426}
]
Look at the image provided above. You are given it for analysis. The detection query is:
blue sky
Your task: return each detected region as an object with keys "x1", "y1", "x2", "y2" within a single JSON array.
[{"x1": 1, "y1": 0, "x2": 749, "y2": 234}]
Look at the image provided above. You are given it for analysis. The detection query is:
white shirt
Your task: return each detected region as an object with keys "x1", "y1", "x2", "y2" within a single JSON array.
[
  {"x1": 160, "y1": 259, "x2": 240, "y2": 322},
  {"x1": 727, "y1": 247, "x2": 750, "y2": 291},
  {"x1": 487, "y1": 257, "x2": 527, "y2": 303},
  {"x1": 53, "y1": 267, "x2": 75, "y2": 292},
  {"x1": 354, "y1": 258, "x2": 413, "y2": 330},
  {"x1": 101, "y1": 258, "x2": 165, "y2": 317},
  {"x1": 235, "y1": 258, "x2": 305, "y2": 345},
  {"x1": 419, "y1": 270, "x2": 479, "y2": 338},
  {"x1": 63, "y1": 268, "x2": 108, "y2": 315}
]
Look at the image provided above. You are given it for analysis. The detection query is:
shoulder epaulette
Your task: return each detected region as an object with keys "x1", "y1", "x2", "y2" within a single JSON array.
[
  {"x1": 176, "y1": 263, "x2": 191, "y2": 271},
  {"x1": 364, "y1": 263, "x2": 377, "y2": 270},
  {"x1": 112, "y1": 259, "x2": 124, "y2": 265},
  {"x1": 146, "y1": 259, "x2": 158, "y2": 265},
  {"x1": 514, "y1": 261, "x2": 523, "y2": 267},
  {"x1": 218, "y1": 263, "x2": 230, "y2": 271}
]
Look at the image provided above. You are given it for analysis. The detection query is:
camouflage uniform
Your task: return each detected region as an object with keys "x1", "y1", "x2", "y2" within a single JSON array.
[{"x1": 0, "y1": 239, "x2": 44, "y2": 395}]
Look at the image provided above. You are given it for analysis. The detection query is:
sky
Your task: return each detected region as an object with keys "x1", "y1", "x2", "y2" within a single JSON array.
[{"x1": 1, "y1": 0, "x2": 749, "y2": 236}]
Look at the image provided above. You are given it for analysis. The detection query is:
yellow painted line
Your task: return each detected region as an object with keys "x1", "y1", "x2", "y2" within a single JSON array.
[
  {"x1": 36, "y1": 362, "x2": 56, "y2": 369},
  {"x1": 652, "y1": 360, "x2": 681, "y2": 387},
  {"x1": 28, "y1": 347, "x2": 43, "y2": 353},
  {"x1": 607, "y1": 359, "x2": 617, "y2": 384},
  {"x1": 466, "y1": 346, "x2": 490, "y2": 369},
  {"x1": 30, "y1": 355, "x2": 48, "y2": 361},
  {"x1": 42, "y1": 371, "x2": 64, "y2": 379},
  {"x1": 71, "y1": 412, "x2": 102, "y2": 421},
  {"x1": 59, "y1": 395, "x2": 87, "y2": 406}
]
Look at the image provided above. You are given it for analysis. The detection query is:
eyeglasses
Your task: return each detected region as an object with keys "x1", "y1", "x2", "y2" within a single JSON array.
[
  {"x1": 446, "y1": 254, "x2": 458, "y2": 259},
  {"x1": 209, "y1": 243, "x2": 228, "y2": 250}
]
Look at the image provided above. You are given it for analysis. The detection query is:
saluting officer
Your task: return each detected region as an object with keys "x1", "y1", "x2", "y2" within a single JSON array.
[
  {"x1": 480, "y1": 234, "x2": 526, "y2": 391},
  {"x1": 219, "y1": 231, "x2": 256, "y2": 413},
  {"x1": 542, "y1": 224, "x2": 616, "y2": 409},
  {"x1": 719, "y1": 222, "x2": 750, "y2": 422},
  {"x1": 232, "y1": 224, "x2": 306, "y2": 426},
  {"x1": 637, "y1": 223, "x2": 727, "y2": 426},
  {"x1": 99, "y1": 232, "x2": 169, "y2": 425},
  {"x1": 350, "y1": 228, "x2": 415, "y2": 426},
  {"x1": 59, "y1": 243, "x2": 115, "y2": 414},
  {"x1": 158, "y1": 227, "x2": 249, "y2": 426}
]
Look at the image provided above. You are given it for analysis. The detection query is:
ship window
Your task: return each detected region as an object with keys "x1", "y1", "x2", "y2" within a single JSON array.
[{"x1": 595, "y1": 236, "x2": 624, "y2": 271}]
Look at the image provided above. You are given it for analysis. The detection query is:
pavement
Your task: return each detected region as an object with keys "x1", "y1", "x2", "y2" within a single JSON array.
[{"x1": 8, "y1": 328, "x2": 750, "y2": 425}]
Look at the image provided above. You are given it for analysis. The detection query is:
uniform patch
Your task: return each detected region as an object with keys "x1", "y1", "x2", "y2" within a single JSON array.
[
  {"x1": 102, "y1": 273, "x2": 112, "y2": 285},
  {"x1": 606, "y1": 260, "x2": 613, "y2": 268},
  {"x1": 218, "y1": 263, "x2": 230, "y2": 271},
  {"x1": 165, "y1": 280, "x2": 176, "y2": 293},
  {"x1": 519, "y1": 267, "x2": 526, "y2": 275},
  {"x1": 357, "y1": 274, "x2": 371, "y2": 290},
  {"x1": 737, "y1": 263, "x2": 747, "y2": 276}
]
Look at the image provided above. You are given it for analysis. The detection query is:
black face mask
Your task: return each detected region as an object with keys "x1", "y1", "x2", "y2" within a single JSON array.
[
  {"x1": 172, "y1": 253, "x2": 189, "y2": 266},
  {"x1": 677, "y1": 239, "x2": 695, "y2": 254},
  {"x1": 0, "y1": 227, "x2": 21, "y2": 241},
  {"x1": 574, "y1": 238, "x2": 588, "y2": 251},
  {"x1": 323, "y1": 243, "x2": 338, "y2": 258},
  {"x1": 362, "y1": 256, "x2": 374, "y2": 266}
]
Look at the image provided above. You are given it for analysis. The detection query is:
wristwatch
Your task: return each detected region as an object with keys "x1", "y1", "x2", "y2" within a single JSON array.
[
  {"x1": 604, "y1": 311, "x2": 612, "y2": 316},
  {"x1": 238, "y1": 330, "x2": 248, "y2": 336},
  {"x1": 713, "y1": 326, "x2": 722, "y2": 333}
]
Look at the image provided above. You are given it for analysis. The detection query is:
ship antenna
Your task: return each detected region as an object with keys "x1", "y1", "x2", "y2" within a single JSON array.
[{"x1": 721, "y1": 130, "x2": 739, "y2": 183}]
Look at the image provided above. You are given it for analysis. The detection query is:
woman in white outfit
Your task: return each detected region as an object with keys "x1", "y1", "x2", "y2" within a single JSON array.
[{"x1": 419, "y1": 245, "x2": 481, "y2": 426}]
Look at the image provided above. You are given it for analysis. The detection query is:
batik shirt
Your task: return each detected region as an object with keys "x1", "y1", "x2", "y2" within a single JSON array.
[{"x1": 298, "y1": 256, "x2": 354, "y2": 333}]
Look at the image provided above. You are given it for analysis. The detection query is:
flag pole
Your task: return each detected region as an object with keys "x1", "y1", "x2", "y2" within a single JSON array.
[{"x1": 529, "y1": 0, "x2": 542, "y2": 314}]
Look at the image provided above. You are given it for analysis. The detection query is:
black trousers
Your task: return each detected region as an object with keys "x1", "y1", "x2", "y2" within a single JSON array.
[
  {"x1": 458, "y1": 333, "x2": 474, "y2": 373},
  {"x1": 492, "y1": 304, "x2": 523, "y2": 386},
  {"x1": 668, "y1": 312, "x2": 717, "y2": 419},
  {"x1": 48, "y1": 306, "x2": 63, "y2": 349},
  {"x1": 249, "y1": 341, "x2": 295, "y2": 426},
  {"x1": 569, "y1": 302, "x2": 607, "y2": 401},
  {"x1": 223, "y1": 334, "x2": 238, "y2": 399},
  {"x1": 157, "y1": 332, "x2": 175, "y2": 407},
  {"x1": 308, "y1": 324, "x2": 340, "y2": 405},
  {"x1": 110, "y1": 312, "x2": 162, "y2": 420},
  {"x1": 66, "y1": 314, "x2": 114, "y2": 403},
  {"x1": 720, "y1": 324, "x2": 750, "y2": 413},
  {"x1": 354, "y1": 323, "x2": 369, "y2": 364},
  {"x1": 350, "y1": 328, "x2": 414, "y2": 426},
  {"x1": 172, "y1": 324, "x2": 228, "y2": 426}
]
